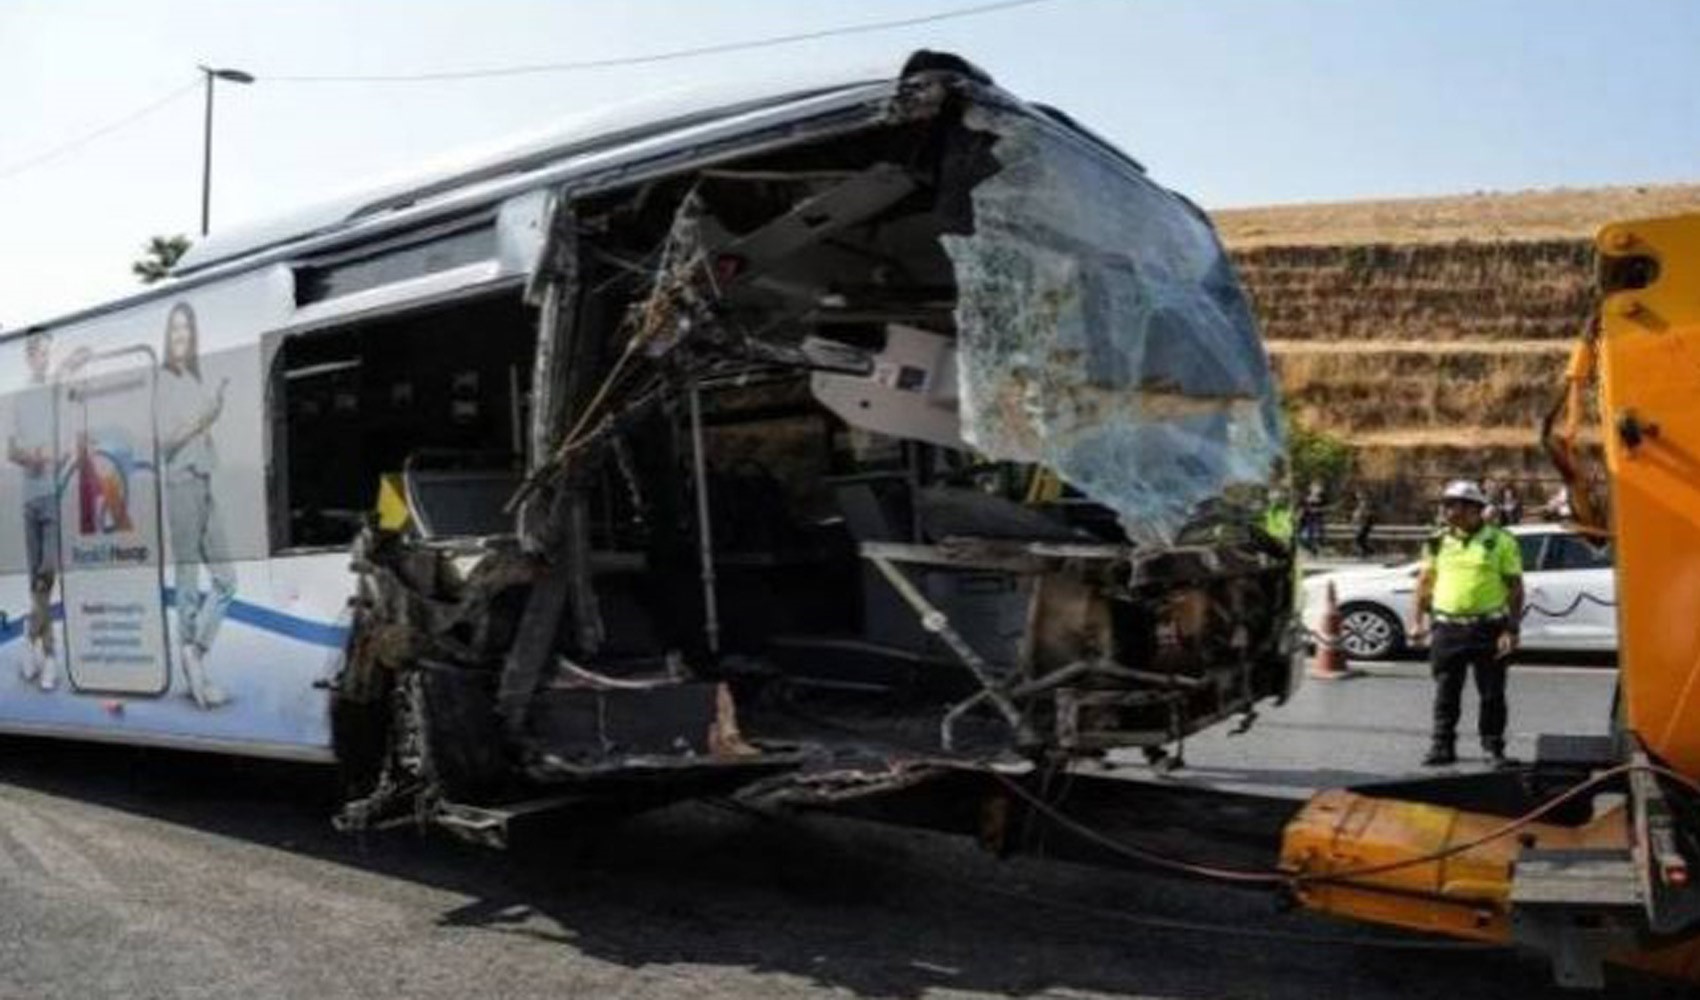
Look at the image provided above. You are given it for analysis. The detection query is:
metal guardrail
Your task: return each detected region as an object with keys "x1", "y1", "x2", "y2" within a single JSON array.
[
  {"x1": 1312, "y1": 520, "x2": 1565, "y2": 542},
  {"x1": 1317, "y1": 522, "x2": 1432, "y2": 543},
  {"x1": 1301, "y1": 518, "x2": 1567, "y2": 555},
  {"x1": 1296, "y1": 522, "x2": 1434, "y2": 560}
]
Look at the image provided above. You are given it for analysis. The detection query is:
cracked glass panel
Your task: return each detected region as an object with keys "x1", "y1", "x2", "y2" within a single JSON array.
[{"x1": 943, "y1": 104, "x2": 1283, "y2": 544}]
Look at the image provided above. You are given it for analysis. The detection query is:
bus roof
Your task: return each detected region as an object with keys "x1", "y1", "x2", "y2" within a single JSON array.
[
  {"x1": 26, "y1": 52, "x2": 1144, "y2": 336},
  {"x1": 175, "y1": 57, "x2": 920, "y2": 277}
]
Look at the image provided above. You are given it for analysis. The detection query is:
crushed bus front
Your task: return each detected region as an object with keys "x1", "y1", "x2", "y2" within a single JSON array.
[{"x1": 329, "y1": 52, "x2": 1298, "y2": 837}]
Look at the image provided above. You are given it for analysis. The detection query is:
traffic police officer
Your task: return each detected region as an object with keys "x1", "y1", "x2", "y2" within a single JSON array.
[{"x1": 1411, "y1": 480, "x2": 1524, "y2": 767}]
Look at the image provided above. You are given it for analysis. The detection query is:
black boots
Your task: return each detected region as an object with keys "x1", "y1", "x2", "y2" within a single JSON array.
[
  {"x1": 1422, "y1": 740, "x2": 1457, "y2": 767},
  {"x1": 1423, "y1": 738, "x2": 1516, "y2": 768},
  {"x1": 1483, "y1": 739, "x2": 1517, "y2": 769}
]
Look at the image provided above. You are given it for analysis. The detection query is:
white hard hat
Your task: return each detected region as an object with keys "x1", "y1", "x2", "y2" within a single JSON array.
[{"x1": 1440, "y1": 479, "x2": 1489, "y2": 506}]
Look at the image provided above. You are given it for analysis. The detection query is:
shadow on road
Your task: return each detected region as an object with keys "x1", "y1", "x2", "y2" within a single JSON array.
[
  {"x1": 1159, "y1": 764, "x2": 1408, "y2": 791},
  {"x1": 0, "y1": 734, "x2": 1683, "y2": 999},
  {"x1": 1367, "y1": 650, "x2": 1618, "y2": 669}
]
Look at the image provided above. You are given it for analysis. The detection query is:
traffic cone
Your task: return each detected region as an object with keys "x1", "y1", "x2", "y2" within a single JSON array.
[{"x1": 1308, "y1": 580, "x2": 1356, "y2": 680}]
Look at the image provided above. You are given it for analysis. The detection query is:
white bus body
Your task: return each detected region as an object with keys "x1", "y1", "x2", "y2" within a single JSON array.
[{"x1": 0, "y1": 52, "x2": 1294, "y2": 783}]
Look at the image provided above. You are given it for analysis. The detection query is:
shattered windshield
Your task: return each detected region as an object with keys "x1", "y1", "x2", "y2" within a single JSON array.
[{"x1": 943, "y1": 103, "x2": 1283, "y2": 544}]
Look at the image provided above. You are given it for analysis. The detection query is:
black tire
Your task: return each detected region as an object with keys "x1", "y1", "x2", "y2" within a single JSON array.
[{"x1": 1337, "y1": 603, "x2": 1404, "y2": 661}]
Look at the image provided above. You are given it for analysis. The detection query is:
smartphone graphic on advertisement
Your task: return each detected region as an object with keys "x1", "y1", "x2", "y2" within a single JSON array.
[{"x1": 55, "y1": 346, "x2": 172, "y2": 695}]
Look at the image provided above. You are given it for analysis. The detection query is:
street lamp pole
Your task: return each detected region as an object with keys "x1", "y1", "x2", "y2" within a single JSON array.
[{"x1": 198, "y1": 65, "x2": 255, "y2": 236}]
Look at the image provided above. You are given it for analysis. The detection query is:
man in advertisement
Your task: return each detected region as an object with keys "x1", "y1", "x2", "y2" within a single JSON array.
[{"x1": 8, "y1": 332, "x2": 87, "y2": 689}]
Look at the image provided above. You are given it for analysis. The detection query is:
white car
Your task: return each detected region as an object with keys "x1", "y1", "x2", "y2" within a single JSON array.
[{"x1": 1301, "y1": 524, "x2": 1616, "y2": 660}]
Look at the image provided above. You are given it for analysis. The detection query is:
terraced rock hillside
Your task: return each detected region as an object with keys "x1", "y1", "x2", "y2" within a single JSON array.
[{"x1": 1211, "y1": 184, "x2": 1700, "y2": 514}]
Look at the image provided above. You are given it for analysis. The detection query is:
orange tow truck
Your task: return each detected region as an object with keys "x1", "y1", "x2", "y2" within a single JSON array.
[{"x1": 1278, "y1": 214, "x2": 1700, "y2": 987}]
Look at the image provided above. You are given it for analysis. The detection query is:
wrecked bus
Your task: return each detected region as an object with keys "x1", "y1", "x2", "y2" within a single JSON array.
[{"x1": 0, "y1": 52, "x2": 1297, "y2": 839}]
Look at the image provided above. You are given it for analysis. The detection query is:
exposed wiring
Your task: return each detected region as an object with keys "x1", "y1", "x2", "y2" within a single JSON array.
[
  {"x1": 265, "y1": 0, "x2": 1057, "y2": 83},
  {"x1": 554, "y1": 335, "x2": 645, "y2": 458},
  {"x1": 987, "y1": 771, "x2": 1291, "y2": 885},
  {"x1": 0, "y1": 79, "x2": 199, "y2": 181},
  {"x1": 1297, "y1": 762, "x2": 1700, "y2": 885},
  {"x1": 988, "y1": 762, "x2": 1700, "y2": 890},
  {"x1": 944, "y1": 864, "x2": 1499, "y2": 952}
]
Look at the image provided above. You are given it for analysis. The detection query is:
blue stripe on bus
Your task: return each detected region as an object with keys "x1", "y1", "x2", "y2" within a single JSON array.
[
  {"x1": 0, "y1": 594, "x2": 348, "y2": 649},
  {"x1": 0, "y1": 604, "x2": 63, "y2": 642},
  {"x1": 219, "y1": 598, "x2": 349, "y2": 648}
]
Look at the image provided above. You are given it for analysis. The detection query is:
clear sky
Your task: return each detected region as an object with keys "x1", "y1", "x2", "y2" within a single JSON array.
[{"x1": 3, "y1": 0, "x2": 1698, "y2": 327}]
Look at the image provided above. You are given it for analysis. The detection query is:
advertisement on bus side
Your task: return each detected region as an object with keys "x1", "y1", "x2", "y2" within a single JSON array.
[{"x1": 0, "y1": 283, "x2": 348, "y2": 758}]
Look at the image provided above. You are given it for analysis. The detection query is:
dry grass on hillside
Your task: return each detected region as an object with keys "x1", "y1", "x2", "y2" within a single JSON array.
[
  {"x1": 1264, "y1": 340, "x2": 1571, "y2": 355},
  {"x1": 1213, "y1": 183, "x2": 1700, "y2": 248},
  {"x1": 1352, "y1": 440, "x2": 1600, "y2": 489},
  {"x1": 1213, "y1": 183, "x2": 1671, "y2": 516},
  {"x1": 1273, "y1": 346, "x2": 1570, "y2": 435},
  {"x1": 1232, "y1": 240, "x2": 1594, "y2": 341}
]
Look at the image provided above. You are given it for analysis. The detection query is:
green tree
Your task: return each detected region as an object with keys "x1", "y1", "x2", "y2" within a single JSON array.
[
  {"x1": 1286, "y1": 405, "x2": 1354, "y2": 492},
  {"x1": 132, "y1": 234, "x2": 191, "y2": 284}
]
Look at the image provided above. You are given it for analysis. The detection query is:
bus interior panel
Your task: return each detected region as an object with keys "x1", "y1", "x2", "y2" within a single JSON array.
[{"x1": 275, "y1": 293, "x2": 534, "y2": 550}]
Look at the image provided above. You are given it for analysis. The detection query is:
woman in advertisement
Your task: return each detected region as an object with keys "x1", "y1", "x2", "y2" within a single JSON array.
[{"x1": 158, "y1": 302, "x2": 235, "y2": 709}]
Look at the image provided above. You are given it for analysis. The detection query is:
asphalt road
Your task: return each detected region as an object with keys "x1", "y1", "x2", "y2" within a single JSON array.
[
  {"x1": 1155, "y1": 654, "x2": 1621, "y2": 795},
  {"x1": 0, "y1": 659, "x2": 1686, "y2": 1000}
]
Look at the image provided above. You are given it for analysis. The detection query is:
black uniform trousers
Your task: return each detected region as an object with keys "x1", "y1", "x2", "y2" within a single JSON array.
[{"x1": 1430, "y1": 620, "x2": 1509, "y2": 749}]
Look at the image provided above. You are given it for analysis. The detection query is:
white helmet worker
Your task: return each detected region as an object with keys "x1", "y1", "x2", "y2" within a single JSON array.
[{"x1": 1440, "y1": 479, "x2": 1489, "y2": 506}]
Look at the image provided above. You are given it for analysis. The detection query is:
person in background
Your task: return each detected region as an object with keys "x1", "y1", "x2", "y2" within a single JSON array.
[
  {"x1": 1349, "y1": 488, "x2": 1377, "y2": 560},
  {"x1": 1410, "y1": 480, "x2": 1524, "y2": 768},
  {"x1": 1498, "y1": 484, "x2": 1523, "y2": 526},
  {"x1": 1541, "y1": 484, "x2": 1573, "y2": 522},
  {"x1": 1298, "y1": 480, "x2": 1327, "y2": 555},
  {"x1": 1481, "y1": 477, "x2": 1502, "y2": 525}
]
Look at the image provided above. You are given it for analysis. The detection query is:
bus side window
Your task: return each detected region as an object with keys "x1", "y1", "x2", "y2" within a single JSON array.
[{"x1": 273, "y1": 293, "x2": 534, "y2": 550}]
